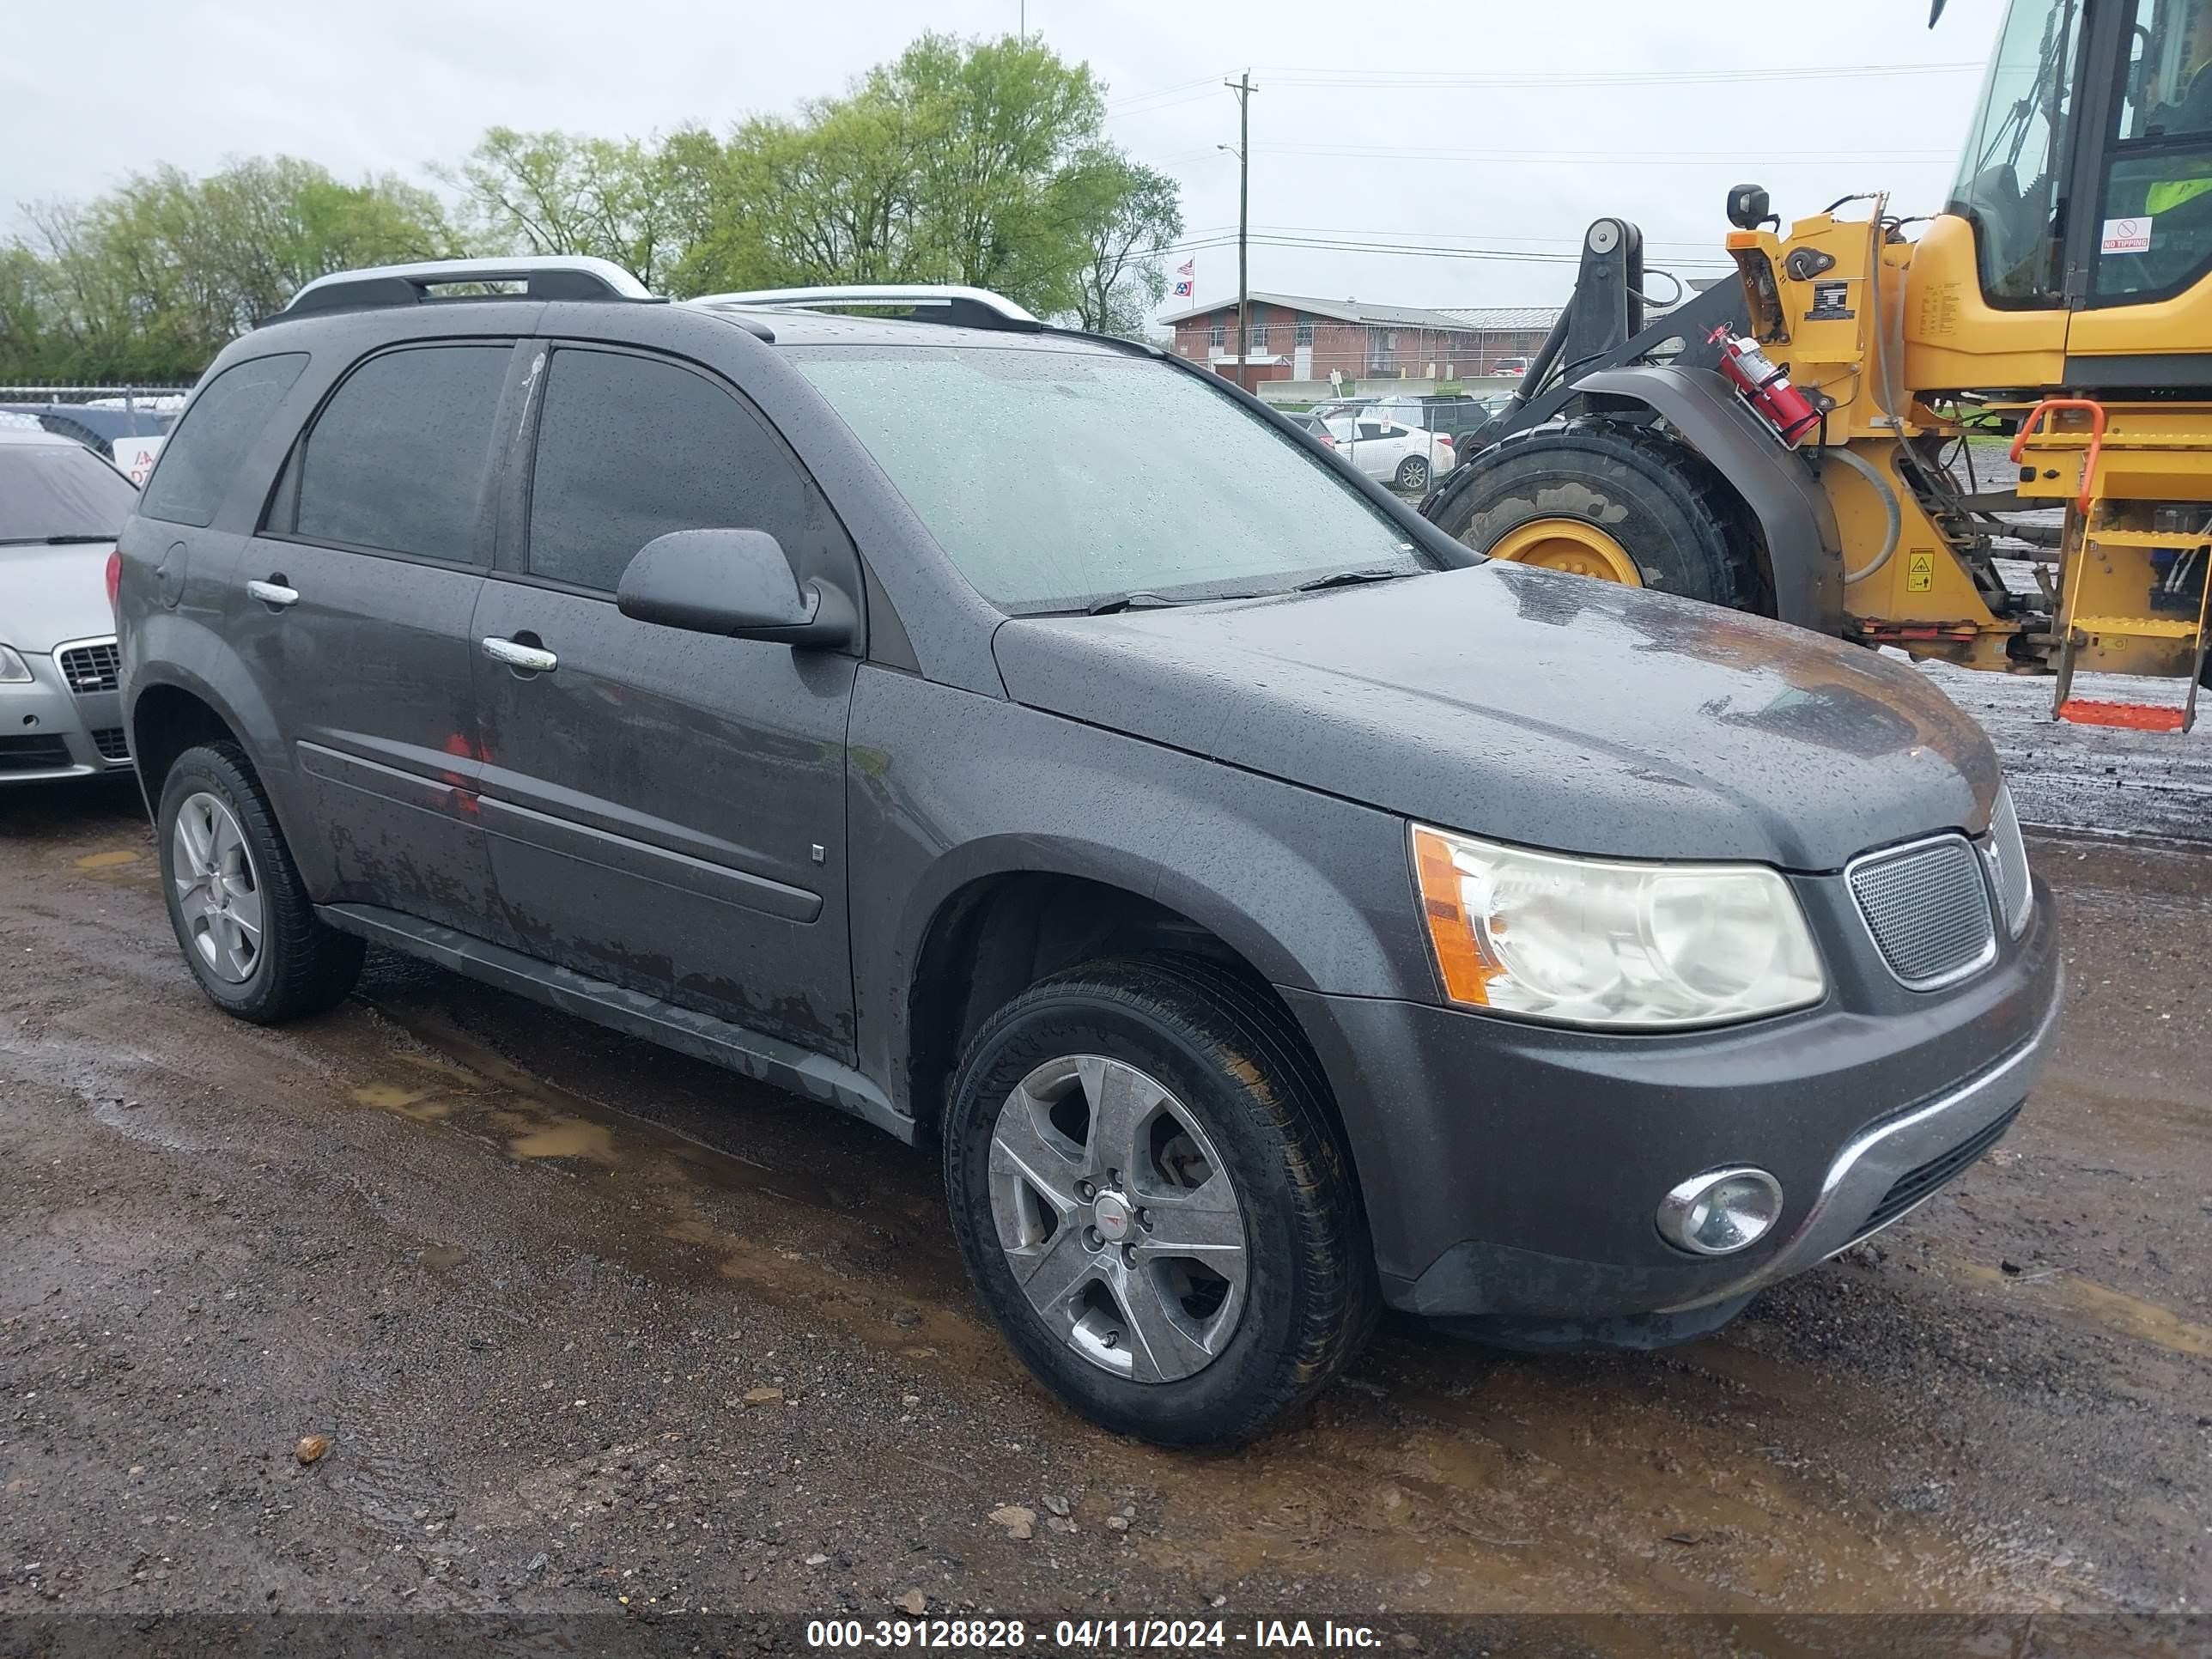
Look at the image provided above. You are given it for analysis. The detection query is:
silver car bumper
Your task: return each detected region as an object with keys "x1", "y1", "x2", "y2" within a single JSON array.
[
  {"x1": 0, "y1": 640, "x2": 131, "y2": 782},
  {"x1": 1661, "y1": 966, "x2": 2064, "y2": 1312}
]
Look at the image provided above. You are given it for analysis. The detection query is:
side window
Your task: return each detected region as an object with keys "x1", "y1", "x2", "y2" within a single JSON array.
[
  {"x1": 289, "y1": 344, "x2": 509, "y2": 562},
  {"x1": 2096, "y1": 0, "x2": 2212, "y2": 298},
  {"x1": 139, "y1": 353, "x2": 307, "y2": 527},
  {"x1": 523, "y1": 346, "x2": 851, "y2": 595}
]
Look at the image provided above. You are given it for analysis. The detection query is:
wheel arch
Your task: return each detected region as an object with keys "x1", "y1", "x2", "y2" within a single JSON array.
[
  {"x1": 125, "y1": 658, "x2": 333, "y2": 893},
  {"x1": 1571, "y1": 365, "x2": 1845, "y2": 633},
  {"x1": 900, "y1": 859, "x2": 1347, "y2": 1156}
]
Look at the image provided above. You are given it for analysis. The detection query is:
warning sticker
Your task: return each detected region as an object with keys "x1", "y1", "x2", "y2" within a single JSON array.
[
  {"x1": 2101, "y1": 216, "x2": 2153, "y2": 254},
  {"x1": 1906, "y1": 550, "x2": 1936, "y2": 592}
]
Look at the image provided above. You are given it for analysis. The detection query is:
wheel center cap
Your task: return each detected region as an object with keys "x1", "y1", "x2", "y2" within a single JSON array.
[{"x1": 1091, "y1": 1190, "x2": 1133, "y2": 1243}]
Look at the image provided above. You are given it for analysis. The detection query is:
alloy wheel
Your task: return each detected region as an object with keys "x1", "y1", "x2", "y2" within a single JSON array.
[
  {"x1": 987, "y1": 1054, "x2": 1249, "y2": 1382},
  {"x1": 172, "y1": 790, "x2": 264, "y2": 983}
]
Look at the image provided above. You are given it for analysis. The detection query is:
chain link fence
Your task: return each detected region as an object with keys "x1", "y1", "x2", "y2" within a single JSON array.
[{"x1": 0, "y1": 383, "x2": 192, "y2": 480}]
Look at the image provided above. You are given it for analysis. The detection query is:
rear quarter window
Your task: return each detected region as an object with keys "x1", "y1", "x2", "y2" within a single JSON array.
[
  {"x1": 139, "y1": 354, "x2": 309, "y2": 528},
  {"x1": 289, "y1": 344, "x2": 510, "y2": 563}
]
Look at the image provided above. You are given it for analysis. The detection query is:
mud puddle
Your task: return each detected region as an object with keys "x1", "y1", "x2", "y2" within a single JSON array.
[
  {"x1": 1949, "y1": 1262, "x2": 2212, "y2": 1359},
  {"x1": 318, "y1": 1000, "x2": 2077, "y2": 1613}
]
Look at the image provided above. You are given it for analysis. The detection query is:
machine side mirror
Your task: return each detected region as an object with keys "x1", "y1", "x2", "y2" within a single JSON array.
[
  {"x1": 616, "y1": 527, "x2": 855, "y2": 648},
  {"x1": 1725, "y1": 184, "x2": 1772, "y2": 232}
]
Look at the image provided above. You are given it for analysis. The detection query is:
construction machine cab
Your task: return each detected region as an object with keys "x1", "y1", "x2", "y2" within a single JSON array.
[{"x1": 1950, "y1": 0, "x2": 2212, "y2": 312}]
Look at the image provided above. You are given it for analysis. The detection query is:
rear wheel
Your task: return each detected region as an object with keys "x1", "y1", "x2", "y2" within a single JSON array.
[
  {"x1": 943, "y1": 957, "x2": 1375, "y2": 1448},
  {"x1": 1428, "y1": 421, "x2": 1760, "y2": 609},
  {"x1": 156, "y1": 743, "x2": 363, "y2": 1023}
]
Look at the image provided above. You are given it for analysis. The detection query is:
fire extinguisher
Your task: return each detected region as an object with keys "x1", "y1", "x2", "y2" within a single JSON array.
[{"x1": 1709, "y1": 325, "x2": 1821, "y2": 447}]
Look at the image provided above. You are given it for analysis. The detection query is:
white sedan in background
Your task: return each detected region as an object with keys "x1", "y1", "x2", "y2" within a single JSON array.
[{"x1": 1318, "y1": 415, "x2": 1452, "y2": 492}]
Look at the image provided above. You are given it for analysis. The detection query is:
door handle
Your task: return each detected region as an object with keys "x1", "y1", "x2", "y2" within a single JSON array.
[
  {"x1": 482, "y1": 636, "x2": 558, "y2": 674},
  {"x1": 246, "y1": 578, "x2": 299, "y2": 609}
]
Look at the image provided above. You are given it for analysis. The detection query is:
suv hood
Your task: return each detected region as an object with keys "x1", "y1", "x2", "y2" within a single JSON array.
[
  {"x1": 991, "y1": 562, "x2": 1998, "y2": 872},
  {"x1": 3, "y1": 540, "x2": 115, "y2": 654}
]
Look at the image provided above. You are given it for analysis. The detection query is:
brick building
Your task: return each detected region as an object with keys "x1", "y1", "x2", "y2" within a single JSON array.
[{"x1": 1159, "y1": 292, "x2": 1558, "y2": 386}]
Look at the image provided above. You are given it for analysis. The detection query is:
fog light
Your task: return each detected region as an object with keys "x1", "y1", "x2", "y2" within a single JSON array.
[{"x1": 1657, "y1": 1168, "x2": 1784, "y2": 1256}]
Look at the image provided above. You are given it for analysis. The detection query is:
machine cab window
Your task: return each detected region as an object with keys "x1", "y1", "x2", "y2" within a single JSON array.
[
  {"x1": 1948, "y1": 0, "x2": 2084, "y2": 306},
  {"x1": 2097, "y1": 0, "x2": 2212, "y2": 299}
]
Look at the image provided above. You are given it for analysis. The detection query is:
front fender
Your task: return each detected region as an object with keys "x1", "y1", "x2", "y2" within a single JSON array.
[
  {"x1": 1577, "y1": 365, "x2": 1845, "y2": 634},
  {"x1": 844, "y1": 670, "x2": 1431, "y2": 1116}
]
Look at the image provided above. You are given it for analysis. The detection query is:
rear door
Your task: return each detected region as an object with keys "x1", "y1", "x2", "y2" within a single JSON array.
[
  {"x1": 471, "y1": 340, "x2": 861, "y2": 1060},
  {"x1": 241, "y1": 338, "x2": 527, "y2": 940}
]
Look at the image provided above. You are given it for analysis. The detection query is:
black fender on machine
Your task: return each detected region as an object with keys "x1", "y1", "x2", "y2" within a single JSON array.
[
  {"x1": 1575, "y1": 369, "x2": 1849, "y2": 636},
  {"x1": 1566, "y1": 365, "x2": 1845, "y2": 635}
]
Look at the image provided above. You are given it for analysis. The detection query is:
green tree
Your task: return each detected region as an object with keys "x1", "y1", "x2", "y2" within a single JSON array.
[
  {"x1": 6, "y1": 157, "x2": 457, "y2": 380},
  {"x1": 1066, "y1": 152, "x2": 1183, "y2": 336},
  {"x1": 446, "y1": 127, "x2": 706, "y2": 291},
  {"x1": 675, "y1": 33, "x2": 1182, "y2": 323}
]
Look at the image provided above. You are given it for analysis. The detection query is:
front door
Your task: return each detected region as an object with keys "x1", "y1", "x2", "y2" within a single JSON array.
[
  {"x1": 238, "y1": 339, "x2": 525, "y2": 939},
  {"x1": 472, "y1": 342, "x2": 860, "y2": 1060}
]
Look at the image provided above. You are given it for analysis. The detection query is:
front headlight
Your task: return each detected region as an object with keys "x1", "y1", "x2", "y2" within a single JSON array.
[
  {"x1": 0, "y1": 646, "x2": 31, "y2": 684},
  {"x1": 1410, "y1": 823, "x2": 1827, "y2": 1029}
]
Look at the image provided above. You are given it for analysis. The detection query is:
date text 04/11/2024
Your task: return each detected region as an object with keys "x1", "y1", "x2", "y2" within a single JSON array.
[{"x1": 803, "y1": 1618, "x2": 1388, "y2": 1650}]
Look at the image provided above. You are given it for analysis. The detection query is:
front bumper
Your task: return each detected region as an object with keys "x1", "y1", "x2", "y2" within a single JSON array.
[
  {"x1": 0, "y1": 646, "x2": 130, "y2": 782},
  {"x1": 1282, "y1": 872, "x2": 2063, "y2": 1321}
]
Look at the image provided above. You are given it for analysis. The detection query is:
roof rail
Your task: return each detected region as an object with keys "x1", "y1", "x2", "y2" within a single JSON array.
[
  {"x1": 689, "y1": 283, "x2": 1042, "y2": 333},
  {"x1": 277, "y1": 257, "x2": 655, "y2": 319}
]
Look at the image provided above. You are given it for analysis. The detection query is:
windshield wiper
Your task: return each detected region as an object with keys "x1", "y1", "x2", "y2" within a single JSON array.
[
  {"x1": 1085, "y1": 590, "x2": 1190, "y2": 615},
  {"x1": 0, "y1": 534, "x2": 117, "y2": 546},
  {"x1": 1291, "y1": 568, "x2": 1418, "y2": 592}
]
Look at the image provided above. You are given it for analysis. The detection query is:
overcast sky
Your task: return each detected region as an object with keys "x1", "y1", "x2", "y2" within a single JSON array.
[{"x1": 0, "y1": 0, "x2": 2010, "y2": 318}]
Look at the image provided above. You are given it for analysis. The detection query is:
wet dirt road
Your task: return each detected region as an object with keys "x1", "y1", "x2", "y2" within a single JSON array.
[{"x1": 2, "y1": 779, "x2": 2207, "y2": 1627}]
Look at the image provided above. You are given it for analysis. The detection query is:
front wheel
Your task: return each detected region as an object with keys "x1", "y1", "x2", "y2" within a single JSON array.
[
  {"x1": 943, "y1": 957, "x2": 1375, "y2": 1449},
  {"x1": 1394, "y1": 454, "x2": 1431, "y2": 492}
]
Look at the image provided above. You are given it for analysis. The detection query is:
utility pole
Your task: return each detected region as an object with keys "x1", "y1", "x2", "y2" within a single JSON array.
[{"x1": 1226, "y1": 71, "x2": 1255, "y2": 391}]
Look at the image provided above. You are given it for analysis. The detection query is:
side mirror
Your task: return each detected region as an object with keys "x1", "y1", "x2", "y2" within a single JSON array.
[{"x1": 616, "y1": 527, "x2": 855, "y2": 648}]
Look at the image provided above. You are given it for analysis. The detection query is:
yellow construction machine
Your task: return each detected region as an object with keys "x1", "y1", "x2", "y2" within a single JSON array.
[{"x1": 1428, "y1": 0, "x2": 2212, "y2": 731}]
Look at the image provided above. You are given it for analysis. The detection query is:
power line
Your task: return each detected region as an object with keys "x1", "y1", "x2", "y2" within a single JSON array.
[
  {"x1": 1253, "y1": 142, "x2": 1955, "y2": 165},
  {"x1": 1155, "y1": 229, "x2": 1735, "y2": 270},
  {"x1": 1106, "y1": 58, "x2": 1981, "y2": 113},
  {"x1": 1245, "y1": 220, "x2": 1724, "y2": 252},
  {"x1": 1251, "y1": 61, "x2": 1983, "y2": 88}
]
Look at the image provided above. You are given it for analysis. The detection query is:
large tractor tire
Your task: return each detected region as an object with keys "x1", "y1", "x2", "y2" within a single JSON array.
[{"x1": 1427, "y1": 421, "x2": 1762, "y2": 611}]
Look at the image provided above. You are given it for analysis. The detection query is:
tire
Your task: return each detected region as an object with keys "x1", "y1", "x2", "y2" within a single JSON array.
[
  {"x1": 155, "y1": 742, "x2": 364, "y2": 1023},
  {"x1": 1427, "y1": 420, "x2": 1759, "y2": 609},
  {"x1": 943, "y1": 956, "x2": 1376, "y2": 1449},
  {"x1": 1394, "y1": 454, "x2": 1431, "y2": 492}
]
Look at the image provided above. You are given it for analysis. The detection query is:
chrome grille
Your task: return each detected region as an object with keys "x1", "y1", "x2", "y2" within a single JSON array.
[
  {"x1": 1849, "y1": 836, "x2": 1996, "y2": 989},
  {"x1": 1984, "y1": 786, "x2": 2033, "y2": 938},
  {"x1": 91, "y1": 727, "x2": 131, "y2": 763},
  {"x1": 58, "y1": 639, "x2": 120, "y2": 695}
]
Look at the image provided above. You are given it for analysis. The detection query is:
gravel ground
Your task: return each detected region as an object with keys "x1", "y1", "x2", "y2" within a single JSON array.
[{"x1": 2, "y1": 757, "x2": 2208, "y2": 1638}]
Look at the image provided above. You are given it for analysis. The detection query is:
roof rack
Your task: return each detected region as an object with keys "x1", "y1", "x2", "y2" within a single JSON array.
[
  {"x1": 688, "y1": 284, "x2": 1042, "y2": 333},
  {"x1": 277, "y1": 257, "x2": 656, "y2": 319}
]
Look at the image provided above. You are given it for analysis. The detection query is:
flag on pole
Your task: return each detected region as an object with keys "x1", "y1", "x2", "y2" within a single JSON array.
[{"x1": 1172, "y1": 258, "x2": 1194, "y2": 299}]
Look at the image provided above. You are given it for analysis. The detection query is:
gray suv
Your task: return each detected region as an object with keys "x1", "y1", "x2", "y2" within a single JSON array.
[{"x1": 117, "y1": 258, "x2": 2062, "y2": 1447}]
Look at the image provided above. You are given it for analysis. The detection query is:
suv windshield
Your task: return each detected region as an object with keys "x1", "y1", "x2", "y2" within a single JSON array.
[
  {"x1": 791, "y1": 345, "x2": 1431, "y2": 613},
  {"x1": 0, "y1": 441, "x2": 137, "y2": 545}
]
